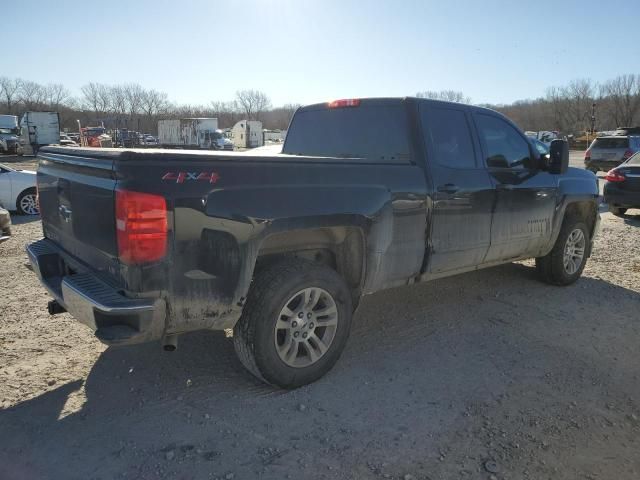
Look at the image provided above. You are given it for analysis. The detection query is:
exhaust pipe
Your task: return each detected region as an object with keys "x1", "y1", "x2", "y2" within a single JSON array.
[
  {"x1": 162, "y1": 334, "x2": 178, "y2": 352},
  {"x1": 47, "y1": 300, "x2": 66, "y2": 315}
]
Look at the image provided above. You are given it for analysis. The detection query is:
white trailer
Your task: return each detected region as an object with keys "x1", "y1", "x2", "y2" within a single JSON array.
[
  {"x1": 158, "y1": 118, "x2": 220, "y2": 149},
  {"x1": 19, "y1": 112, "x2": 60, "y2": 155},
  {"x1": 232, "y1": 120, "x2": 264, "y2": 149},
  {"x1": 263, "y1": 129, "x2": 286, "y2": 143}
]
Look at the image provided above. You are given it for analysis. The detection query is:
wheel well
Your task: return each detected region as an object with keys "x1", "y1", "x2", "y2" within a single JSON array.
[
  {"x1": 255, "y1": 227, "x2": 365, "y2": 300},
  {"x1": 564, "y1": 201, "x2": 597, "y2": 236}
]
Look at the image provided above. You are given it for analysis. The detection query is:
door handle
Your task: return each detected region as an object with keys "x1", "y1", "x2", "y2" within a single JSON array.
[{"x1": 437, "y1": 184, "x2": 459, "y2": 194}]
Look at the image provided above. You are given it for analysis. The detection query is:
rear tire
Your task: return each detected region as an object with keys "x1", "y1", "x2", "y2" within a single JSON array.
[
  {"x1": 608, "y1": 206, "x2": 627, "y2": 218},
  {"x1": 536, "y1": 219, "x2": 589, "y2": 286},
  {"x1": 233, "y1": 259, "x2": 353, "y2": 389},
  {"x1": 16, "y1": 188, "x2": 39, "y2": 216}
]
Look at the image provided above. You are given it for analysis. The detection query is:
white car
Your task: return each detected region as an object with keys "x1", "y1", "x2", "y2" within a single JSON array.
[{"x1": 0, "y1": 163, "x2": 39, "y2": 215}]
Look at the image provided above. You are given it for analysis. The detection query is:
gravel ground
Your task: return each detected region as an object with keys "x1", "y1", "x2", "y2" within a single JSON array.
[{"x1": 1, "y1": 157, "x2": 639, "y2": 480}]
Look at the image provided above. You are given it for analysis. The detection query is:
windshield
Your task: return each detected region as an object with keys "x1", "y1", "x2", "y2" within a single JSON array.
[{"x1": 283, "y1": 104, "x2": 411, "y2": 162}]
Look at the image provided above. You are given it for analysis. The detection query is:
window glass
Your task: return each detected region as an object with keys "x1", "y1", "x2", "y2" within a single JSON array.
[
  {"x1": 476, "y1": 114, "x2": 531, "y2": 168},
  {"x1": 627, "y1": 152, "x2": 640, "y2": 165},
  {"x1": 283, "y1": 104, "x2": 411, "y2": 162},
  {"x1": 592, "y1": 137, "x2": 629, "y2": 149},
  {"x1": 422, "y1": 107, "x2": 475, "y2": 168}
]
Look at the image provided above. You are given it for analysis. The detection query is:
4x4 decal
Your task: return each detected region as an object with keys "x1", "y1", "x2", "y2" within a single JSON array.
[{"x1": 162, "y1": 171, "x2": 220, "y2": 184}]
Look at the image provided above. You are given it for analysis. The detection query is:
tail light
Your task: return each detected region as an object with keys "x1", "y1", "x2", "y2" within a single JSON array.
[
  {"x1": 115, "y1": 190, "x2": 168, "y2": 264},
  {"x1": 604, "y1": 169, "x2": 625, "y2": 182},
  {"x1": 622, "y1": 149, "x2": 634, "y2": 160},
  {"x1": 328, "y1": 99, "x2": 360, "y2": 108},
  {"x1": 584, "y1": 149, "x2": 591, "y2": 161}
]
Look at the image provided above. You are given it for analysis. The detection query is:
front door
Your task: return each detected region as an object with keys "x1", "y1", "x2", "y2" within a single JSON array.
[
  {"x1": 473, "y1": 113, "x2": 557, "y2": 262},
  {"x1": 419, "y1": 103, "x2": 495, "y2": 274}
]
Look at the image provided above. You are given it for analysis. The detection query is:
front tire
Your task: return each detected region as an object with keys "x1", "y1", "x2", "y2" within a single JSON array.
[
  {"x1": 16, "y1": 188, "x2": 39, "y2": 215},
  {"x1": 536, "y1": 220, "x2": 589, "y2": 286},
  {"x1": 233, "y1": 259, "x2": 353, "y2": 389}
]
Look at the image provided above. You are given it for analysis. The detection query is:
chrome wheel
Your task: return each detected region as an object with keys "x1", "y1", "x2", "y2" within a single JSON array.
[
  {"x1": 563, "y1": 228, "x2": 585, "y2": 275},
  {"x1": 274, "y1": 287, "x2": 338, "y2": 368},
  {"x1": 19, "y1": 193, "x2": 39, "y2": 215}
]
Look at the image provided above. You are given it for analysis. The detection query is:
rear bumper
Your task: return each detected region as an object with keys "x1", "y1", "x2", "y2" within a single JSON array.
[
  {"x1": 585, "y1": 159, "x2": 622, "y2": 172},
  {"x1": 603, "y1": 184, "x2": 640, "y2": 208},
  {"x1": 26, "y1": 238, "x2": 166, "y2": 346}
]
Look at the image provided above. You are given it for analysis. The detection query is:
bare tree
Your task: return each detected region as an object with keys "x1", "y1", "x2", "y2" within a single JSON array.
[
  {"x1": 20, "y1": 80, "x2": 47, "y2": 110},
  {"x1": 600, "y1": 74, "x2": 640, "y2": 127},
  {"x1": 124, "y1": 83, "x2": 144, "y2": 117},
  {"x1": 141, "y1": 89, "x2": 169, "y2": 117},
  {"x1": 45, "y1": 83, "x2": 71, "y2": 110},
  {"x1": 416, "y1": 90, "x2": 471, "y2": 104},
  {"x1": 562, "y1": 79, "x2": 595, "y2": 133},
  {"x1": 235, "y1": 89, "x2": 272, "y2": 120},
  {"x1": 0, "y1": 77, "x2": 22, "y2": 114}
]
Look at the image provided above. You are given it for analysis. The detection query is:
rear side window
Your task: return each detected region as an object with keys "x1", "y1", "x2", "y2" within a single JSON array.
[
  {"x1": 475, "y1": 114, "x2": 531, "y2": 169},
  {"x1": 421, "y1": 107, "x2": 476, "y2": 168},
  {"x1": 627, "y1": 152, "x2": 640, "y2": 165},
  {"x1": 283, "y1": 104, "x2": 411, "y2": 162},
  {"x1": 592, "y1": 137, "x2": 629, "y2": 149}
]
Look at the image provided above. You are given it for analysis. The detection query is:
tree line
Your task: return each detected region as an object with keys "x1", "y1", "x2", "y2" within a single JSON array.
[
  {"x1": 0, "y1": 77, "x2": 299, "y2": 134},
  {"x1": 1, "y1": 74, "x2": 639, "y2": 136},
  {"x1": 420, "y1": 75, "x2": 640, "y2": 136}
]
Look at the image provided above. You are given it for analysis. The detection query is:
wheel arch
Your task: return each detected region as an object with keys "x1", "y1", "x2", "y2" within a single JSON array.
[{"x1": 254, "y1": 226, "x2": 366, "y2": 304}]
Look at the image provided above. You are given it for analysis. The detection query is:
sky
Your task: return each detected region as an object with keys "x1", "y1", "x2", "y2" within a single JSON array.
[{"x1": 3, "y1": 0, "x2": 637, "y2": 108}]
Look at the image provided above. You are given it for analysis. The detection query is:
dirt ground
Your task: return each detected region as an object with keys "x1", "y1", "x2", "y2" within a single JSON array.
[{"x1": 1, "y1": 158, "x2": 640, "y2": 480}]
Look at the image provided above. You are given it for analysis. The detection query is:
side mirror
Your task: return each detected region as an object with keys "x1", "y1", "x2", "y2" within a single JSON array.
[{"x1": 549, "y1": 139, "x2": 569, "y2": 174}]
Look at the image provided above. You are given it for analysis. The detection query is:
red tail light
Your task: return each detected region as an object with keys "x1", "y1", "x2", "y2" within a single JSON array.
[
  {"x1": 584, "y1": 149, "x2": 591, "y2": 161},
  {"x1": 604, "y1": 170, "x2": 625, "y2": 182},
  {"x1": 328, "y1": 98, "x2": 360, "y2": 109},
  {"x1": 116, "y1": 190, "x2": 168, "y2": 264},
  {"x1": 622, "y1": 149, "x2": 634, "y2": 160}
]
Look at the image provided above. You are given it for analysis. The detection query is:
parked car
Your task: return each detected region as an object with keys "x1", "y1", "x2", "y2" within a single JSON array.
[
  {"x1": 603, "y1": 151, "x2": 640, "y2": 217},
  {"x1": 0, "y1": 163, "x2": 39, "y2": 215},
  {"x1": 584, "y1": 135, "x2": 640, "y2": 172},
  {"x1": 143, "y1": 135, "x2": 159, "y2": 146},
  {"x1": 27, "y1": 97, "x2": 600, "y2": 389},
  {"x1": 0, "y1": 206, "x2": 11, "y2": 243},
  {"x1": 59, "y1": 133, "x2": 79, "y2": 147}
]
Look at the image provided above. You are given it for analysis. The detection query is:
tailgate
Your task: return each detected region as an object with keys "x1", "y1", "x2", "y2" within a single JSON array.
[{"x1": 38, "y1": 149, "x2": 118, "y2": 273}]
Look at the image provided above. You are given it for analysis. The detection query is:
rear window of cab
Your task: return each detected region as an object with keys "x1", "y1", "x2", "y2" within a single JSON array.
[{"x1": 283, "y1": 104, "x2": 411, "y2": 163}]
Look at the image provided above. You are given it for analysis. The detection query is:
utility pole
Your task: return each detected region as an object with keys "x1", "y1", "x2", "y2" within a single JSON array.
[{"x1": 590, "y1": 102, "x2": 596, "y2": 135}]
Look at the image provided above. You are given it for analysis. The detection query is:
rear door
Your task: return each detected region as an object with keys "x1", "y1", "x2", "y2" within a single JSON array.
[
  {"x1": 473, "y1": 113, "x2": 557, "y2": 262},
  {"x1": 0, "y1": 165, "x2": 13, "y2": 208},
  {"x1": 419, "y1": 103, "x2": 494, "y2": 274}
]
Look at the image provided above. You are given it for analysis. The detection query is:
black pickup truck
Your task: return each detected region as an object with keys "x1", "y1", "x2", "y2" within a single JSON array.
[{"x1": 27, "y1": 98, "x2": 600, "y2": 388}]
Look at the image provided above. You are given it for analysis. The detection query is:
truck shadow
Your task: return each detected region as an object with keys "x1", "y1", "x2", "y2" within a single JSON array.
[{"x1": 2, "y1": 262, "x2": 640, "y2": 479}]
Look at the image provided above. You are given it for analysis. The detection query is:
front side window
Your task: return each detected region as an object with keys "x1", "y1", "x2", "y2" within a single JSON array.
[
  {"x1": 421, "y1": 107, "x2": 475, "y2": 168},
  {"x1": 476, "y1": 114, "x2": 531, "y2": 169}
]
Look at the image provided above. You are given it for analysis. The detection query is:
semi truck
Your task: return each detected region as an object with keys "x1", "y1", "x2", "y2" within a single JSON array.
[
  {"x1": 158, "y1": 118, "x2": 232, "y2": 150},
  {"x1": 19, "y1": 112, "x2": 60, "y2": 155},
  {"x1": 0, "y1": 114, "x2": 22, "y2": 155}
]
